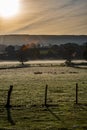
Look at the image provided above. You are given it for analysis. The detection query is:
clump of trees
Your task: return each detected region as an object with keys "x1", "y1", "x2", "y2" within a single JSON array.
[
  {"x1": 17, "y1": 43, "x2": 40, "y2": 65},
  {"x1": 0, "y1": 42, "x2": 87, "y2": 65}
]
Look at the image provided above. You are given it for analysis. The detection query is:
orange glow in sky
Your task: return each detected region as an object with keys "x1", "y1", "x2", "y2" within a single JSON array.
[{"x1": 0, "y1": 0, "x2": 87, "y2": 35}]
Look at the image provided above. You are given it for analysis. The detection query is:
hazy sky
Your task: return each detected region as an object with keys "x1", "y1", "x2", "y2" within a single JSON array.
[{"x1": 0, "y1": 0, "x2": 87, "y2": 35}]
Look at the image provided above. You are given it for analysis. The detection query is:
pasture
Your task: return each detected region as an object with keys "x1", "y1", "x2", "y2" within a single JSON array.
[{"x1": 0, "y1": 61, "x2": 87, "y2": 130}]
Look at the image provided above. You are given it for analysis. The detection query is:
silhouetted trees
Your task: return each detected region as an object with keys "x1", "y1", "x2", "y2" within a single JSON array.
[
  {"x1": 17, "y1": 43, "x2": 40, "y2": 65},
  {"x1": 83, "y1": 43, "x2": 87, "y2": 60},
  {"x1": 63, "y1": 43, "x2": 77, "y2": 65},
  {"x1": 17, "y1": 45, "x2": 29, "y2": 65},
  {"x1": 0, "y1": 42, "x2": 86, "y2": 62},
  {"x1": 5, "y1": 45, "x2": 15, "y2": 59}
]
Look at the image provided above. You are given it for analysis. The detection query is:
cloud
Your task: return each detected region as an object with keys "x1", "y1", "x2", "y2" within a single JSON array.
[{"x1": 0, "y1": 0, "x2": 87, "y2": 35}]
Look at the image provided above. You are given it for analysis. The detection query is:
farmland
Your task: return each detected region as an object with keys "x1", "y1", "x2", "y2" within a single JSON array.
[{"x1": 0, "y1": 60, "x2": 87, "y2": 130}]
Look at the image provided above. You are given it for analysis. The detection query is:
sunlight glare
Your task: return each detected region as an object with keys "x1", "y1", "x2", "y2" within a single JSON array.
[{"x1": 0, "y1": 0, "x2": 20, "y2": 18}]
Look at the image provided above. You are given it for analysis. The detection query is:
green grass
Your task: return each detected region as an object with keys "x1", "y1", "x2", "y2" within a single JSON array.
[{"x1": 0, "y1": 62, "x2": 87, "y2": 130}]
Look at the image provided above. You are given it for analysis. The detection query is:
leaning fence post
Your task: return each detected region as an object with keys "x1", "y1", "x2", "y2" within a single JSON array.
[
  {"x1": 6, "y1": 85, "x2": 13, "y2": 108},
  {"x1": 76, "y1": 83, "x2": 78, "y2": 104},
  {"x1": 45, "y1": 84, "x2": 48, "y2": 106}
]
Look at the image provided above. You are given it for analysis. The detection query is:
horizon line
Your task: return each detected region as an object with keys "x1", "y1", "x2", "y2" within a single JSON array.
[{"x1": 0, "y1": 34, "x2": 87, "y2": 36}]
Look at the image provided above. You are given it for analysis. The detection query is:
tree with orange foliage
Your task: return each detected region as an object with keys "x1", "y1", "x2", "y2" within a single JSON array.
[
  {"x1": 17, "y1": 43, "x2": 40, "y2": 65},
  {"x1": 17, "y1": 44, "x2": 29, "y2": 65}
]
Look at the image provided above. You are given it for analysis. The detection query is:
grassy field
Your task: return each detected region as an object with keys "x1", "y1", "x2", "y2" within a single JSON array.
[{"x1": 0, "y1": 61, "x2": 87, "y2": 130}]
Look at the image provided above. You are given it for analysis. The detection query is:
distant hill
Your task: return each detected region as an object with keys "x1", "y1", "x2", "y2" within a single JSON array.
[{"x1": 0, "y1": 35, "x2": 87, "y2": 46}]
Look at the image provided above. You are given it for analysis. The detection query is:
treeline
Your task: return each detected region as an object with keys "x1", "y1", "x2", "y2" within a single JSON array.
[{"x1": 0, "y1": 43, "x2": 87, "y2": 61}]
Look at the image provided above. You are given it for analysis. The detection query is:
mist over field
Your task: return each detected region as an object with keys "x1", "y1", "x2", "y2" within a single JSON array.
[{"x1": 0, "y1": 60, "x2": 86, "y2": 65}]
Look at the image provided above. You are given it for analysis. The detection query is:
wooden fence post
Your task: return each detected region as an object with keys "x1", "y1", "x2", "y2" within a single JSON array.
[
  {"x1": 76, "y1": 83, "x2": 78, "y2": 104},
  {"x1": 45, "y1": 84, "x2": 48, "y2": 106},
  {"x1": 6, "y1": 85, "x2": 13, "y2": 108}
]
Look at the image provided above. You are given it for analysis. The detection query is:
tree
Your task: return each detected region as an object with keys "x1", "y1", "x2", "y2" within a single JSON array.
[
  {"x1": 64, "y1": 43, "x2": 76, "y2": 66},
  {"x1": 17, "y1": 45, "x2": 29, "y2": 65},
  {"x1": 5, "y1": 45, "x2": 16, "y2": 60},
  {"x1": 83, "y1": 43, "x2": 87, "y2": 60}
]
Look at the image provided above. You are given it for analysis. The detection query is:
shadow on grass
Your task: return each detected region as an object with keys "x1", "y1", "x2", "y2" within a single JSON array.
[
  {"x1": 66, "y1": 62, "x2": 87, "y2": 69},
  {"x1": 0, "y1": 64, "x2": 30, "y2": 70},
  {"x1": 74, "y1": 103, "x2": 87, "y2": 110},
  {"x1": 6, "y1": 107, "x2": 15, "y2": 125},
  {"x1": 73, "y1": 66, "x2": 87, "y2": 69},
  {"x1": 46, "y1": 106, "x2": 60, "y2": 121}
]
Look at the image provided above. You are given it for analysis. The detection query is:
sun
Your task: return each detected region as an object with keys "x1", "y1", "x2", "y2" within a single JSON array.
[{"x1": 0, "y1": 0, "x2": 20, "y2": 18}]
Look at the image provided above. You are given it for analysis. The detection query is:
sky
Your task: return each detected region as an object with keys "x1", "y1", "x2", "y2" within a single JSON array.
[{"x1": 0, "y1": 0, "x2": 87, "y2": 35}]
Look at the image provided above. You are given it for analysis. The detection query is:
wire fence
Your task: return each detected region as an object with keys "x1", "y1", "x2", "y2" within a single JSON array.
[{"x1": 0, "y1": 83, "x2": 87, "y2": 108}]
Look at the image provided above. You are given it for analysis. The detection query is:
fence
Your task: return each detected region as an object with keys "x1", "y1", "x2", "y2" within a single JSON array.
[{"x1": 0, "y1": 83, "x2": 87, "y2": 108}]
